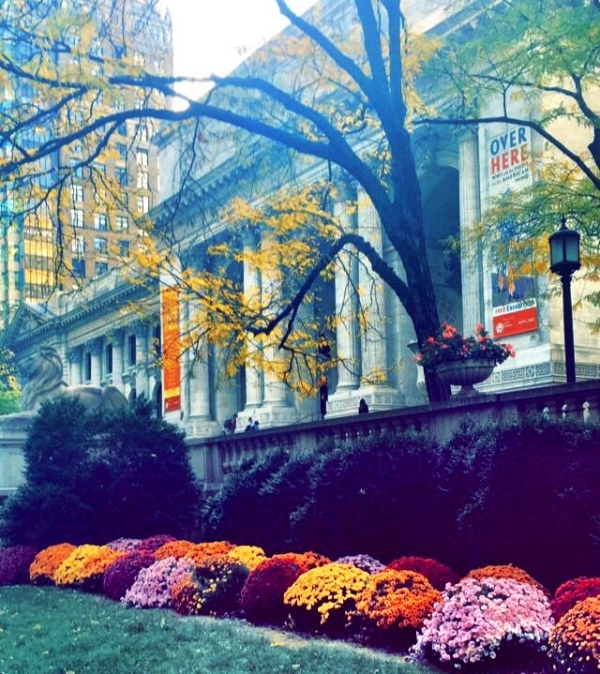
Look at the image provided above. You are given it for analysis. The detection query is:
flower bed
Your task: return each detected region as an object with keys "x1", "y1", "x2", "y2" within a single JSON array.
[{"x1": 6, "y1": 535, "x2": 598, "y2": 672}]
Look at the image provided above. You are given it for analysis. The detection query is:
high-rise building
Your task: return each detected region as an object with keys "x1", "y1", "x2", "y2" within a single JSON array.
[{"x1": 0, "y1": 0, "x2": 173, "y2": 329}]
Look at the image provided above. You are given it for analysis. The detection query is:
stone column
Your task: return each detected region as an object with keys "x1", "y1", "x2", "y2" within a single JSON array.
[
  {"x1": 357, "y1": 187, "x2": 389, "y2": 386},
  {"x1": 333, "y1": 183, "x2": 360, "y2": 393},
  {"x1": 110, "y1": 329, "x2": 124, "y2": 389},
  {"x1": 241, "y1": 228, "x2": 263, "y2": 412},
  {"x1": 134, "y1": 323, "x2": 149, "y2": 399},
  {"x1": 89, "y1": 339, "x2": 102, "y2": 387},
  {"x1": 459, "y1": 129, "x2": 484, "y2": 332},
  {"x1": 66, "y1": 346, "x2": 83, "y2": 386}
]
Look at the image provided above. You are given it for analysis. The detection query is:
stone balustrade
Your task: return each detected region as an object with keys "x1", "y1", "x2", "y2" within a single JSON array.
[{"x1": 1, "y1": 380, "x2": 599, "y2": 499}]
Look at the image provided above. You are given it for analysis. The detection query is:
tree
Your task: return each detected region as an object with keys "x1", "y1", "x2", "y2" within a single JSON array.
[
  {"x1": 417, "y1": 0, "x2": 600, "y2": 314},
  {"x1": 0, "y1": 397, "x2": 201, "y2": 547},
  {"x1": 0, "y1": 0, "x2": 448, "y2": 400},
  {"x1": 0, "y1": 347, "x2": 20, "y2": 414}
]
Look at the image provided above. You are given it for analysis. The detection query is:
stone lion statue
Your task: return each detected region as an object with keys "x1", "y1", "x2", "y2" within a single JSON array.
[{"x1": 20, "y1": 345, "x2": 128, "y2": 413}]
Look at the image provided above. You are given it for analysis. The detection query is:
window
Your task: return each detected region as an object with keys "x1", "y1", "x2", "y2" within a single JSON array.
[
  {"x1": 94, "y1": 212, "x2": 108, "y2": 230},
  {"x1": 71, "y1": 235, "x2": 85, "y2": 253},
  {"x1": 137, "y1": 171, "x2": 148, "y2": 189},
  {"x1": 70, "y1": 161, "x2": 84, "y2": 179},
  {"x1": 119, "y1": 240, "x2": 130, "y2": 258},
  {"x1": 133, "y1": 51, "x2": 145, "y2": 66},
  {"x1": 136, "y1": 149, "x2": 148, "y2": 167},
  {"x1": 71, "y1": 208, "x2": 84, "y2": 227},
  {"x1": 115, "y1": 215, "x2": 129, "y2": 231},
  {"x1": 137, "y1": 195, "x2": 150, "y2": 213},
  {"x1": 71, "y1": 184, "x2": 84, "y2": 202},
  {"x1": 94, "y1": 261, "x2": 109, "y2": 276},
  {"x1": 72, "y1": 258, "x2": 86, "y2": 277},
  {"x1": 93, "y1": 162, "x2": 106, "y2": 176},
  {"x1": 84, "y1": 352, "x2": 92, "y2": 381},
  {"x1": 138, "y1": 124, "x2": 149, "y2": 142},
  {"x1": 94, "y1": 237, "x2": 107, "y2": 254},
  {"x1": 105, "y1": 344, "x2": 113, "y2": 375},
  {"x1": 117, "y1": 143, "x2": 128, "y2": 160},
  {"x1": 116, "y1": 167, "x2": 128, "y2": 186},
  {"x1": 128, "y1": 334, "x2": 137, "y2": 366}
]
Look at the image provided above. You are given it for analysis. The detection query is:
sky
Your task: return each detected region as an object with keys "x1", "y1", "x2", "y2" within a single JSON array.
[{"x1": 161, "y1": 0, "x2": 318, "y2": 83}]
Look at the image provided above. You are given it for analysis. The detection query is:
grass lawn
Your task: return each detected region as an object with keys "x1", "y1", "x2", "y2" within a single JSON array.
[{"x1": 0, "y1": 586, "x2": 431, "y2": 674}]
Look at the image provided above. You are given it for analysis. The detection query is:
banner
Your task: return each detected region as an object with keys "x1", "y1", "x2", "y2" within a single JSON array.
[
  {"x1": 486, "y1": 124, "x2": 532, "y2": 197},
  {"x1": 493, "y1": 298, "x2": 539, "y2": 339},
  {"x1": 160, "y1": 287, "x2": 181, "y2": 413}
]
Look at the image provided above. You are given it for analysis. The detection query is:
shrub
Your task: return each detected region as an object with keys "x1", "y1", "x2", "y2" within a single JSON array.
[
  {"x1": 283, "y1": 562, "x2": 371, "y2": 635},
  {"x1": 184, "y1": 541, "x2": 234, "y2": 565},
  {"x1": 122, "y1": 556, "x2": 195, "y2": 609},
  {"x1": 29, "y1": 543, "x2": 76, "y2": 585},
  {"x1": 549, "y1": 596, "x2": 600, "y2": 674},
  {"x1": 386, "y1": 556, "x2": 459, "y2": 591},
  {"x1": 551, "y1": 577, "x2": 600, "y2": 621},
  {"x1": 336, "y1": 554, "x2": 385, "y2": 575},
  {"x1": 137, "y1": 535, "x2": 176, "y2": 553},
  {"x1": 154, "y1": 540, "x2": 195, "y2": 560},
  {"x1": 171, "y1": 555, "x2": 249, "y2": 617},
  {"x1": 450, "y1": 415, "x2": 600, "y2": 588},
  {"x1": 228, "y1": 545, "x2": 268, "y2": 570},
  {"x1": 0, "y1": 398, "x2": 201, "y2": 548},
  {"x1": 289, "y1": 431, "x2": 443, "y2": 560},
  {"x1": 106, "y1": 538, "x2": 142, "y2": 553},
  {"x1": 414, "y1": 577, "x2": 553, "y2": 670},
  {"x1": 103, "y1": 551, "x2": 157, "y2": 601},
  {"x1": 466, "y1": 564, "x2": 549, "y2": 596},
  {"x1": 240, "y1": 555, "x2": 308, "y2": 626},
  {"x1": 201, "y1": 449, "x2": 291, "y2": 549},
  {"x1": 54, "y1": 544, "x2": 125, "y2": 592},
  {"x1": 350, "y1": 570, "x2": 441, "y2": 650},
  {"x1": 0, "y1": 545, "x2": 37, "y2": 585}
]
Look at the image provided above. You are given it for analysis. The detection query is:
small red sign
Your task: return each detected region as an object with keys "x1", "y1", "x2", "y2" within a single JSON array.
[{"x1": 493, "y1": 300, "x2": 538, "y2": 339}]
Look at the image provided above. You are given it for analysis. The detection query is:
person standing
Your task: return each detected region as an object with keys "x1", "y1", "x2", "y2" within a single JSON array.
[{"x1": 358, "y1": 398, "x2": 369, "y2": 414}]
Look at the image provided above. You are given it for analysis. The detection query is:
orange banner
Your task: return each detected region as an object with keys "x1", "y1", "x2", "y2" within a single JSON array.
[{"x1": 161, "y1": 287, "x2": 181, "y2": 412}]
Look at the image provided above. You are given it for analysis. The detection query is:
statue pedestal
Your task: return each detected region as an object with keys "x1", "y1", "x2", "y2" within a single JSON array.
[{"x1": 0, "y1": 412, "x2": 32, "y2": 498}]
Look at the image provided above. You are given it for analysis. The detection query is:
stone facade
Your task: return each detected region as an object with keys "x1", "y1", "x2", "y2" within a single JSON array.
[{"x1": 2, "y1": 0, "x2": 599, "y2": 443}]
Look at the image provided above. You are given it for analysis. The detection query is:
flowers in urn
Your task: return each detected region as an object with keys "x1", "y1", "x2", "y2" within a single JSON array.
[{"x1": 415, "y1": 323, "x2": 516, "y2": 371}]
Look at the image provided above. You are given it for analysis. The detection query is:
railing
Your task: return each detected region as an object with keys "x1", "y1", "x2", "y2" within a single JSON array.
[
  {"x1": 187, "y1": 380, "x2": 600, "y2": 492},
  {"x1": 1, "y1": 380, "x2": 599, "y2": 498}
]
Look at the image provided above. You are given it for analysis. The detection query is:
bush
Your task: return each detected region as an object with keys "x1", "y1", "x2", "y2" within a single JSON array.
[
  {"x1": 201, "y1": 448, "x2": 292, "y2": 550},
  {"x1": 29, "y1": 543, "x2": 76, "y2": 585},
  {"x1": 0, "y1": 399, "x2": 201, "y2": 547},
  {"x1": 171, "y1": 555, "x2": 249, "y2": 617},
  {"x1": 0, "y1": 545, "x2": 37, "y2": 585},
  {"x1": 240, "y1": 555, "x2": 308, "y2": 626},
  {"x1": 122, "y1": 556, "x2": 195, "y2": 609},
  {"x1": 386, "y1": 556, "x2": 459, "y2": 591},
  {"x1": 550, "y1": 596, "x2": 600, "y2": 674},
  {"x1": 336, "y1": 554, "x2": 385, "y2": 575},
  {"x1": 466, "y1": 564, "x2": 549, "y2": 596},
  {"x1": 551, "y1": 577, "x2": 600, "y2": 621},
  {"x1": 447, "y1": 415, "x2": 600, "y2": 589},
  {"x1": 54, "y1": 544, "x2": 125, "y2": 592},
  {"x1": 228, "y1": 545, "x2": 268, "y2": 570},
  {"x1": 350, "y1": 570, "x2": 441, "y2": 650},
  {"x1": 288, "y1": 431, "x2": 443, "y2": 560},
  {"x1": 103, "y1": 551, "x2": 157, "y2": 601},
  {"x1": 184, "y1": 541, "x2": 234, "y2": 565},
  {"x1": 283, "y1": 562, "x2": 371, "y2": 635},
  {"x1": 154, "y1": 540, "x2": 196, "y2": 560},
  {"x1": 414, "y1": 577, "x2": 553, "y2": 671}
]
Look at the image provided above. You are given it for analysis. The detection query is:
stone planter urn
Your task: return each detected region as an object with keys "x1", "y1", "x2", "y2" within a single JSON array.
[{"x1": 435, "y1": 360, "x2": 495, "y2": 396}]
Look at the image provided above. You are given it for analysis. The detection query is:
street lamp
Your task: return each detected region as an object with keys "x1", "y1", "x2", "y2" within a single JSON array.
[{"x1": 549, "y1": 216, "x2": 581, "y2": 383}]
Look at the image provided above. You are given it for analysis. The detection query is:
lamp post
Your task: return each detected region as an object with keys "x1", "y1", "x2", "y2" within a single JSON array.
[{"x1": 549, "y1": 216, "x2": 581, "y2": 383}]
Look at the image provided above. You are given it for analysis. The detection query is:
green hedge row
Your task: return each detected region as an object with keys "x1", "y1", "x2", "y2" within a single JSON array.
[{"x1": 201, "y1": 415, "x2": 600, "y2": 590}]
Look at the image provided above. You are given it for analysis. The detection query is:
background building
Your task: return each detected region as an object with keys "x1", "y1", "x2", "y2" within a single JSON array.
[{"x1": 0, "y1": 0, "x2": 173, "y2": 330}]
